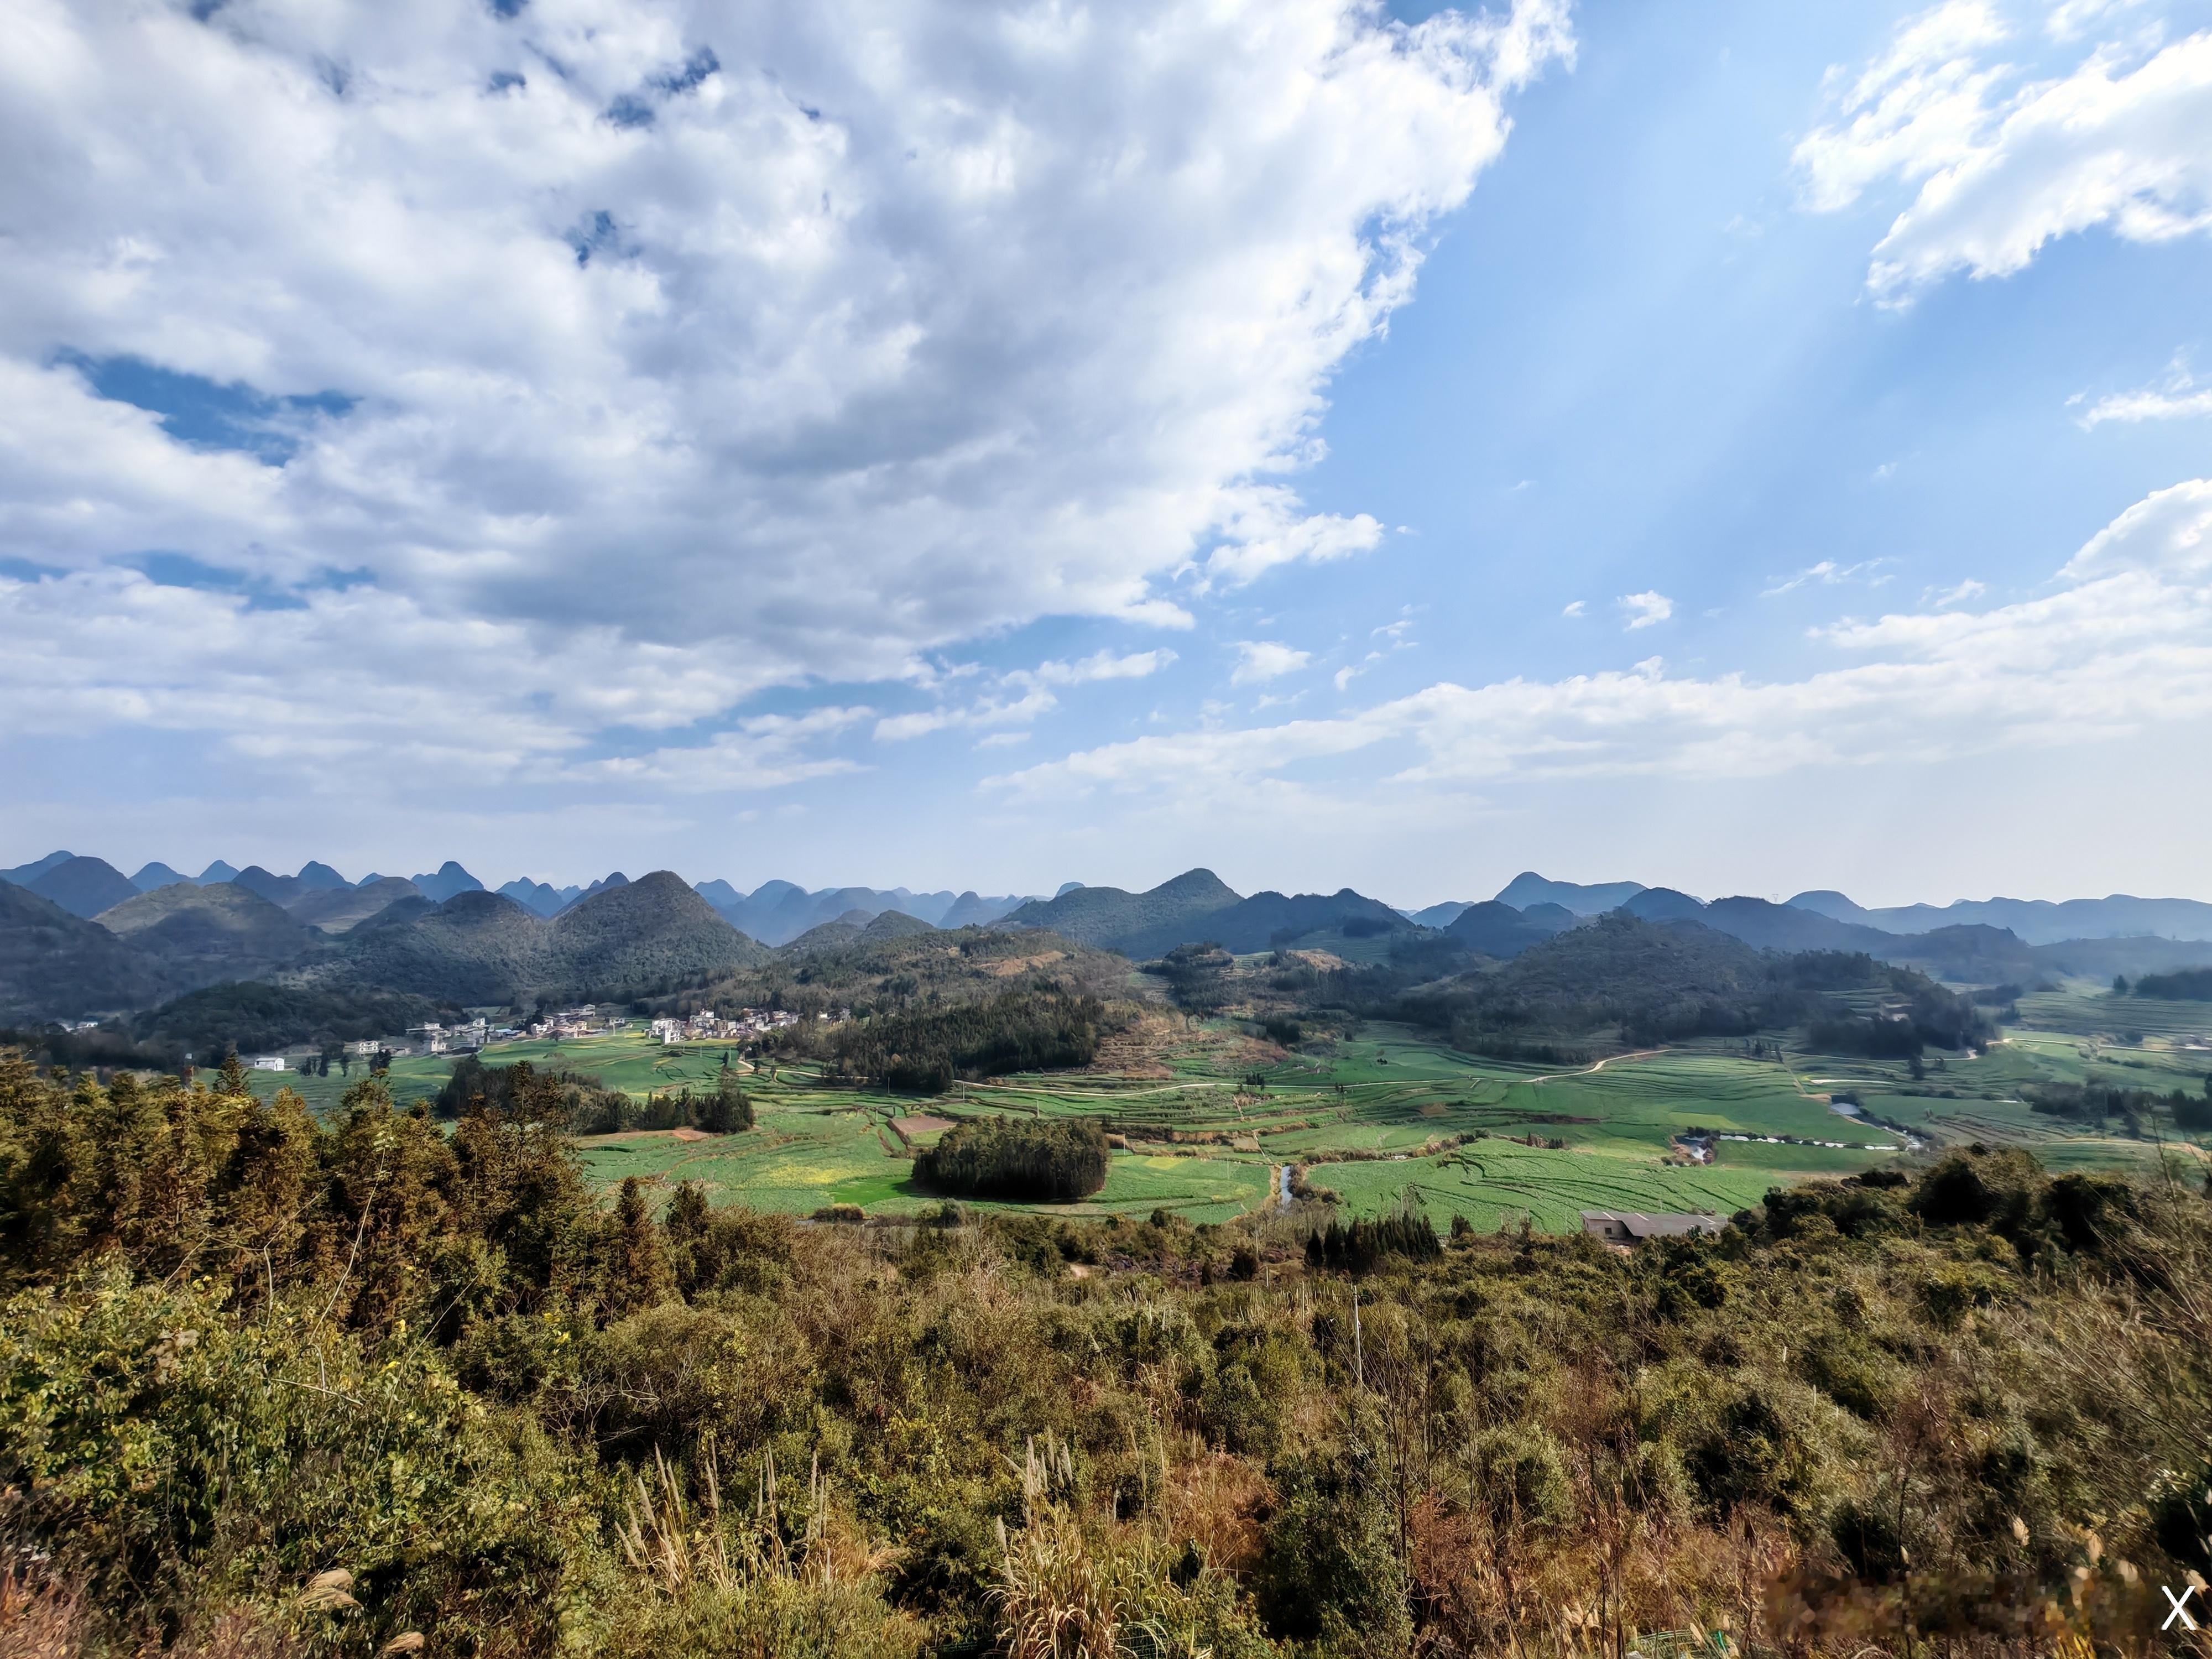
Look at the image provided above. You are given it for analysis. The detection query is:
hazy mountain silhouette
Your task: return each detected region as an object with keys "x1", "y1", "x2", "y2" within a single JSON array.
[
  {"x1": 1494, "y1": 872, "x2": 1647, "y2": 915},
  {"x1": 25, "y1": 856, "x2": 139, "y2": 919}
]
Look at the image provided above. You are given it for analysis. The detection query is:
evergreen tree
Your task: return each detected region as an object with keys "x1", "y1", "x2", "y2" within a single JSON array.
[
  {"x1": 695, "y1": 1068, "x2": 752, "y2": 1134},
  {"x1": 607, "y1": 1176, "x2": 674, "y2": 1313}
]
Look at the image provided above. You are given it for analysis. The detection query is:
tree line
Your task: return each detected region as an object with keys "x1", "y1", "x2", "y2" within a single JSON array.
[
  {"x1": 826, "y1": 989, "x2": 1103, "y2": 1093},
  {"x1": 436, "y1": 1053, "x2": 752, "y2": 1135}
]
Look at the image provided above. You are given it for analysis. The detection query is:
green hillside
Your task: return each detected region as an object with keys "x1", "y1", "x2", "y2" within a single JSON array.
[
  {"x1": 96, "y1": 881, "x2": 326, "y2": 988},
  {"x1": 335, "y1": 888, "x2": 548, "y2": 1003},
  {"x1": 541, "y1": 869, "x2": 769, "y2": 993},
  {"x1": 0, "y1": 882, "x2": 170, "y2": 1021},
  {"x1": 998, "y1": 867, "x2": 1240, "y2": 948}
]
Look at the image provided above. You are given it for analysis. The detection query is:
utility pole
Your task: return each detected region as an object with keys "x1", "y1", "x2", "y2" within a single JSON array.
[{"x1": 1352, "y1": 1288, "x2": 1364, "y2": 1391}]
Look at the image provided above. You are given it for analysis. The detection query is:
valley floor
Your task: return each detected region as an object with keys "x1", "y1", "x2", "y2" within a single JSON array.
[{"x1": 231, "y1": 984, "x2": 2212, "y2": 1228}]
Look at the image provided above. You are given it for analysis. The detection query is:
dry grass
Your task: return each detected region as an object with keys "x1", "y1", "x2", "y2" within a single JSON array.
[
  {"x1": 1163, "y1": 1450, "x2": 1271, "y2": 1575},
  {"x1": 0, "y1": 1557, "x2": 306, "y2": 1659},
  {"x1": 0, "y1": 1560, "x2": 83, "y2": 1659}
]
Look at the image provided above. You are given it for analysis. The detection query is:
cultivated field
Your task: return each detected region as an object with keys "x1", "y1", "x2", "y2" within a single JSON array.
[{"x1": 234, "y1": 989, "x2": 2210, "y2": 1230}]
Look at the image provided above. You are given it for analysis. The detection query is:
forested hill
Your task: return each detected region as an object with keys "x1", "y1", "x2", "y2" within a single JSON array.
[
  {"x1": 95, "y1": 881, "x2": 325, "y2": 985},
  {"x1": 641, "y1": 921, "x2": 1128, "y2": 1025},
  {"x1": 1118, "y1": 888, "x2": 1415, "y2": 958},
  {"x1": 0, "y1": 881, "x2": 172, "y2": 1021},
  {"x1": 999, "y1": 870, "x2": 1425, "y2": 958},
  {"x1": 326, "y1": 870, "x2": 768, "y2": 1004},
  {"x1": 1397, "y1": 913, "x2": 1991, "y2": 1060},
  {"x1": 998, "y1": 867, "x2": 1241, "y2": 947},
  {"x1": 1479, "y1": 911, "x2": 1773, "y2": 1005},
  {"x1": 1444, "y1": 899, "x2": 1571, "y2": 958}
]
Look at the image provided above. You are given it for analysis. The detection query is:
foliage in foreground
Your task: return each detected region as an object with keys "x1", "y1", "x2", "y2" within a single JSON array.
[{"x1": 0, "y1": 1046, "x2": 2209, "y2": 1657}]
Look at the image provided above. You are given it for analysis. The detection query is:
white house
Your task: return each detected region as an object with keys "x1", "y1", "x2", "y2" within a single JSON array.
[{"x1": 249, "y1": 1056, "x2": 287, "y2": 1072}]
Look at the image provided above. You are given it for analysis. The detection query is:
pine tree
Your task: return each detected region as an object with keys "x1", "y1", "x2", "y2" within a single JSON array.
[{"x1": 607, "y1": 1176, "x2": 674, "y2": 1313}]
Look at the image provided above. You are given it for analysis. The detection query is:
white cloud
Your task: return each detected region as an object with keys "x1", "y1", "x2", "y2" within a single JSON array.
[
  {"x1": 1331, "y1": 617, "x2": 1416, "y2": 690},
  {"x1": 1796, "y1": 7, "x2": 2212, "y2": 300},
  {"x1": 2081, "y1": 354, "x2": 2212, "y2": 424},
  {"x1": 2059, "y1": 477, "x2": 2212, "y2": 580},
  {"x1": 0, "y1": 0, "x2": 1571, "y2": 785},
  {"x1": 1761, "y1": 557, "x2": 1896, "y2": 596},
  {"x1": 989, "y1": 476, "x2": 2212, "y2": 800},
  {"x1": 1026, "y1": 649, "x2": 1178, "y2": 687},
  {"x1": 1618, "y1": 590, "x2": 1674, "y2": 629},
  {"x1": 873, "y1": 686, "x2": 1053, "y2": 742},
  {"x1": 872, "y1": 646, "x2": 1173, "y2": 740},
  {"x1": 1201, "y1": 492, "x2": 1385, "y2": 588},
  {"x1": 1230, "y1": 641, "x2": 1312, "y2": 685},
  {"x1": 1794, "y1": 2, "x2": 2012, "y2": 215},
  {"x1": 1561, "y1": 599, "x2": 1586, "y2": 617},
  {"x1": 2047, "y1": 0, "x2": 2147, "y2": 43},
  {"x1": 587, "y1": 708, "x2": 873, "y2": 791},
  {"x1": 2085, "y1": 385, "x2": 2212, "y2": 423},
  {"x1": 0, "y1": 566, "x2": 796, "y2": 779},
  {"x1": 1927, "y1": 577, "x2": 1989, "y2": 606}
]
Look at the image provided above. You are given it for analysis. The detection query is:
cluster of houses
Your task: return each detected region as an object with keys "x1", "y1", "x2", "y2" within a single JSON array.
[
  {"x1": 529, "y1": 1006, "x2": 618, "y2": 1041},
  {"x1": 649, "y1": 1007, "x2": 805, "y2": 1045},
  {"x1": 233, "y1": 1001, "x2": 854, "y2": 1076},
  {"x1": 404, "y1": 1016, "x2": 502, "y2": 1056}
]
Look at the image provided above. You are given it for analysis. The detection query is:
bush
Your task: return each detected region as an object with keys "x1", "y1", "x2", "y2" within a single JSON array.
[
  {"x1": 0, "y1": 1268, "x2": 586, "y2": 1652},
  {"x1": 914, "y1": 1116, "x2": 1109, "y2": 1202},
  {"x1": 1253, "y1": 1449, "x2": 1411, "y2": 1653}
]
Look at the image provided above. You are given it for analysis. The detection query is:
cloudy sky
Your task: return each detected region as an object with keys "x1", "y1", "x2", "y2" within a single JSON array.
[{"x1": 5, "y1": 0, "x2": 2211, "y2": 905}]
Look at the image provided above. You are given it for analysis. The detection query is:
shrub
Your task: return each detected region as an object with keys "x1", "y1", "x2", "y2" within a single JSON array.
[{"x1": 1252, "y1": 1450, "x2": 1411, "y2": 1653}]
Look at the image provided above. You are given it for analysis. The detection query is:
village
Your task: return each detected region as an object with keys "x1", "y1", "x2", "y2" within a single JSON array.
[
  {"x1": 648, "y1": 1006, "x2": 810, "y2": 1045},
  {"x1": 238, "y1": 1003, "x2": 844, "y2": 1075}
]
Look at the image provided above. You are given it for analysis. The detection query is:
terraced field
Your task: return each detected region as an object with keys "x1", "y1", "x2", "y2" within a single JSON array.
[
  {"x1": 2014, "y1": 985, "x2": 2212, "y2": 1046},
  {"x1": 232, "y1": 997, "x2": 2209, "y2": 1230}
]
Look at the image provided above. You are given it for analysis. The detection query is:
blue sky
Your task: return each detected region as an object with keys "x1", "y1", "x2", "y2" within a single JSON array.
[{"x1": 3, "y1": 0, "x2": 2210, "y2": 905}]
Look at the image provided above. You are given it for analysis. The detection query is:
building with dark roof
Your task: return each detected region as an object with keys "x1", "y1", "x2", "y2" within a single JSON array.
[{"x1": 1580, "y1": 1210, "x2": 1723, "y2": 1245}]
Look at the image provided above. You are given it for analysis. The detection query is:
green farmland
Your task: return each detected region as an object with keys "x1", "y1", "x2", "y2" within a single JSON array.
[{"x1": 234, "y1": 994, "x2": 2210, "y2": 1231}]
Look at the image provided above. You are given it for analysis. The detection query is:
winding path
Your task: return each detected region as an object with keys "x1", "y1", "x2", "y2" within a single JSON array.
[{"x1": 1526, "y1": 1048, "x2": 1663, "y2": 1085}]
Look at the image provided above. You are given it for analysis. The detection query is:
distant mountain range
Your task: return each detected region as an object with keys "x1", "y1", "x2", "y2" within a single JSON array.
[
  {"x1": 1784, "y1": 888, "x2": 2212, "y2": 946},
  {"x1": 7, "y1": 847, "x2": 2212, "y2": 1032},
  {"x1": 0, "y1": 853, "x2": 1038, "y2": 940},
  {"x1": 0, "y1": 866, "x2": 772, "y2": 1026},
  {"x1": 693, "y1": 880, "x2": 1035, "y2": 943}
]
